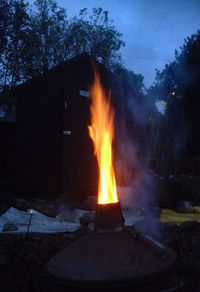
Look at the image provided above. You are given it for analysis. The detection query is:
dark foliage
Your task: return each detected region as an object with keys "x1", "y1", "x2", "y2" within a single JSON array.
[
  {"x1": 0, "y1": 0, "x2": 125, "y2": 95},
  {"x1": 149, "y1": 30, "x2": 200, "y2": 158}
]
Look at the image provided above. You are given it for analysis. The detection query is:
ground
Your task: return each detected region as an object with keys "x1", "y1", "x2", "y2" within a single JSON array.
[
  {"x1": 1, "y1": 177, "x2": 200, "y2": 292},
  {"x1": 0, "y1": 233, "x2": 71, "y2": 292}
]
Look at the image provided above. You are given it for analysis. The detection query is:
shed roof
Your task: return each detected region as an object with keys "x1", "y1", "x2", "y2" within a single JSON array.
[{"x1": 11, "y1": 53, "x2": 112, "y2": 95}]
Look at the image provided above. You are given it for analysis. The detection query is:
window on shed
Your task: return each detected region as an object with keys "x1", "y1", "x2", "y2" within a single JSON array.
[{"x1": 79, "y1": 90, "x2": 89, "y2": 98}]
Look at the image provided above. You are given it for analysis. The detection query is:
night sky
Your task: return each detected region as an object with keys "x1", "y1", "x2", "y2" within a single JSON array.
[{"x1": 29, "y1": 0, "x2": 200, "y2": 87}]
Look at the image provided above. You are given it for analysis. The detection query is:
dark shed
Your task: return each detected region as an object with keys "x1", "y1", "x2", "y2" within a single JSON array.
[
  {"x1": 11, "y1": 53, "x2": 120, "y2": 199},
  {"x1": 0, "y1": 110, "x2": 16, "y2": 184}
]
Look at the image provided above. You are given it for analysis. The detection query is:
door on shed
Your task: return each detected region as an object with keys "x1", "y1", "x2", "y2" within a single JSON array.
[{"x1": 60, "y1": 86, "x2": 98, "y2": 201}]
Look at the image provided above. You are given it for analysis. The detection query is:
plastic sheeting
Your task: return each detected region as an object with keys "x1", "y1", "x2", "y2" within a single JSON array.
[
  {"x1": 0, "y1": 207, "x2": 84, "y2": 233},
  {"x1": 0, "y1": 207, "x2": 142, "y2": 234},
  {"x1": 3, "y1": 205, "x2": 199, "y2": 233}
]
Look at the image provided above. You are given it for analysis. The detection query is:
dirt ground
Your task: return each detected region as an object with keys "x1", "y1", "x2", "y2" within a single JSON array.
[{"x1": 1, "y1": 187, "x2": 200, "y2": 292}]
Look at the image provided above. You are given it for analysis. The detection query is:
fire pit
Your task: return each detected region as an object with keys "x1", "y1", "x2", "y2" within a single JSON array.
[
  {"x1": 46, "y1": 66, "x2": 182, "y2": 291},
  {"x1": 46, "y1": 202, "x2": 181, "y2": 291}
]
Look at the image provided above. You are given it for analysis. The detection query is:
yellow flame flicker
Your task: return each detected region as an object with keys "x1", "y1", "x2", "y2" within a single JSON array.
[{"x1": 88, "y1": 69, "x2": 118, "y2": 205}]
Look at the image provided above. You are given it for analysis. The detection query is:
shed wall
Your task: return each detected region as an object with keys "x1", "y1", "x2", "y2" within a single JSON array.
[{"x1": 14, "y1": 79, "x2": 63, "y2": 197}]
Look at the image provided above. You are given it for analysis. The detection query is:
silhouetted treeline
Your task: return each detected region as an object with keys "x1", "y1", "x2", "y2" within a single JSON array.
[
  {"x1": 0, "y1": 0, "x2": 126, "y2": 94},
  {"x1": 147, "y1": 30, "x2": 200, "y2": 158}
]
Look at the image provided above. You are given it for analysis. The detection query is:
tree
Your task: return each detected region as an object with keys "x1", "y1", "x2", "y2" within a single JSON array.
[
  {"x1": 0, "y1": 0, "x2": 30, "y2": 94},
  {"x1": 0, "y1": 0, "x2": 10, "y2": 57},
  {"x1": 114, "y1": 65, "x2": 144, "y2": 94},
  {"x1": 151, "y1": 30, "x2": 200, "y2": 158},
  {"x1": 22, "y1": 2, "x2": 125, "y2": 78},
  {"x1": 21, "y1": 0, "x2": 67, "y2": 78},
  {"x1": 0, "y1": 0, "x2": 125, "y2": 92},
  {"x1": 65, "y1": 8, "x2": 125, "y2": 70}
]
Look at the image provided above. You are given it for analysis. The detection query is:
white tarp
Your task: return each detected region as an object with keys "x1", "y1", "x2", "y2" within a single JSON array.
[{"x1": 0, "y1": 207, "x2": 142, "y2": 234}]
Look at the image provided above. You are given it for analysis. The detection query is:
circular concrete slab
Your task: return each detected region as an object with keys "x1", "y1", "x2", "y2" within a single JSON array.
[{"x1": 46, "y1": 229, "x2": 177, "y2": 290}]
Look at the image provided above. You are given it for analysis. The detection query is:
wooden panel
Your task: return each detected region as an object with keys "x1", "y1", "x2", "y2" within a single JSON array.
[
  {"x1": 14, "y1": 87, "x2": 62, "y2": 197},
  {"x1": 0, "y1": 123, "x2": 15, "y2": 182},
  {"x1": 60, "y1": 76, "x2": 98, "y2": 200}
]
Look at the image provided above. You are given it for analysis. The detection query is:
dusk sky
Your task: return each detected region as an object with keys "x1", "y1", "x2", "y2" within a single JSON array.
[{"x1": 29, "y1": 0, "x2": 200, "y2": 87}]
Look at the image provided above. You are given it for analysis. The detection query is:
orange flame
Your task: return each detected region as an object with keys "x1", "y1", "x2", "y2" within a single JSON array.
[{"x1": 88, "y1": 69, "x2": 119, "y2": 204}]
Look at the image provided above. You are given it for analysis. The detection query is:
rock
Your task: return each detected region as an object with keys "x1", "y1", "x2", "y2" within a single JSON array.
[
  {"x1": 15, "y1": 198, "x2": 27, "y2": 208},
  {"x1": 160, "y1": 222, "x2": 178, "y2": 247},
  {"x1": 155, "y1": 221, "x2": 166, "y2": 231},
  {"x1": 179, "y1": 220, "x2": 198, "y2": 232},
  {"x1": 64, "y1": 232, "x2": 78, "y2": 241},
  {"x1": 80, "y1": 212, "x2": 95, "y2": 227},
  {"x1": 16, "y1": 198, "x2": 26, "y2": 204},
  {"x1": 45, "y1": 204, "x2": 54, "y2": 210},
  {"x1": 178, "y1": 201, "x2": 194, "y2": 213},
  {"x1": 55, "y1": 192, "x2": 70, "y2": 209},
  {"x1": 191, "y1": 236, "x2": 200, "y2": 257},
  {"x1": 161, "y1": 223, "x2": 177, "y2": 246},
  {"x1": 162, "y1": 236, "x2": 174, "y2": 247},
  {"x1": 83, "y1": 196, "x2": 97, "y2": 210},
  {"x1": 2, "y1": 222, "x2": 18, "y2": 232},
  {"x1": 56, "y1": 204, "x2": 78, "y2": 223},
  {"x1": 64, "y1": 227, "x2": 87, "y2": 241},
  {"x1": 194, "y1": 223, "x2": 200, "y2": 234},
  {"x1": 165, "y1": 222, "x2": 177, "y2": 230},
  {"x1": 181, "y1": 254, "x2": 200, "y2": 273},
  {"x1": 42, "y1": 204, "x2": 56, "y2": 217},
  {"x1": 88, "y1": 222, "x2": 95, "y2": 232},
  {"x1": 33, "y1": 199, "x2": 46, "y2": 204}
]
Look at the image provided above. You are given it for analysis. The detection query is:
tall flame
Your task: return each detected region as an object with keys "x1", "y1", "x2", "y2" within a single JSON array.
[{"x1": 88, "y1": 69, "x2": 119, "y2": 204}]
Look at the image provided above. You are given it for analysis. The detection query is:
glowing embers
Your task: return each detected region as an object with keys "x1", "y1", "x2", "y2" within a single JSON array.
[{"x1": 88, "y1": 69, "x2": 118, "y2": 205}]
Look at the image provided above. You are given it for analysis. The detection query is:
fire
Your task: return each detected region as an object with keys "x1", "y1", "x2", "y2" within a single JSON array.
[{"x1": 88, "y1": 69, "x2": 119, "y2": 204}]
